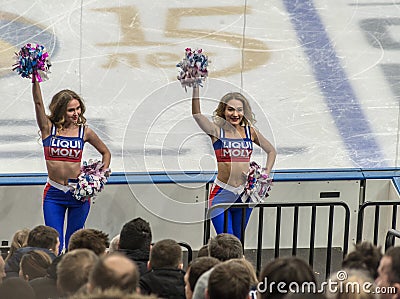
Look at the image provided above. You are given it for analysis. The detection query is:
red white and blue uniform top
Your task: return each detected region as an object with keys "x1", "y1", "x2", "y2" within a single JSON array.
[
  {"x1": 42, "y1": 125, "x2": 85, "y2": 162},
  {"x1": 213, "y1": 126, "x2": 253, "y2": 163}
]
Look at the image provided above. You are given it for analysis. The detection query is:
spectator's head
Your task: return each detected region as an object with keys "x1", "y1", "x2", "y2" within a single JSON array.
[
  {"x1": 376, "y1": 246, "x2": 400, "y2": 299},
  {"x1": 197, "y1": 244, "x2": 209, "y2": 258},
  {"x1": 108, "y1": 234, "x2": 120, "y2": 253},
  {"x1": 56, "y1": 248, "x2": 99, "y2": 296},
  {"x1": 208, "y1": 233, "x2": 243, "y2": 261},
  {"x1": 27, "y1": 225, "x2": 59, "y2": 253},
  {"x1": 68, "y1": 228, "x2": 110, "y2": 256},
  {"x1": 19, "y1": 250, "x2": 52, "y2": 281},
  {"x1": 149, "y1": 239, "x2": 183, "y2": 270},
  {"x1": 0, "y1": 277, "x2": 35, "y2": 299},
  {"x1": 69, "y1": 288, "x2": 159, "y2": 299},
  {"x1": 226, "y1": 258, "x2": 258, "y2": 287},
  {"x1": 5, "y1": 228, "x2": 30, "y2": 262},
  {"x1": 185, "y1": 257, "x2": 220, "y2": 299},
  {"x1": 258, "y1": 256, "x2": 316, "y2": 299},
  {"x1": 88, "y1": 252, "x2": 140, "y2": 294},
  {"x1": 287, "y1": 293, "x2": 327, "y2": 299},
  {"x1": 0, "y1": 256, "x2": 5, "y2": 284},
  {"x1": 327, "y1": 269, "x2": 376, "y2": 299},
  {"x1": 119, "y1": 218, "x2": 152, "y2": 251},
  {"x1": 342, "y1": 241, "x2": 382, "y2": 280},
  {"x1": 207, "y1": 260, "x2": 251, "y2": 299}
]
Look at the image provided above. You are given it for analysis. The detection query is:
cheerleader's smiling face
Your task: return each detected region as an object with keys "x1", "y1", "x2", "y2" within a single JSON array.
[
  {"x1": 224, "y1": 99, "x2": 244, "y2": 126},
  {"x1": 65, "y1": 99, "x2": 81, "y2": 125}
]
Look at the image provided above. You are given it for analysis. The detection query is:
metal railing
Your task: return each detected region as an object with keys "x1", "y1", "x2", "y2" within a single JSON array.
[
  {"x1": 356, "y1": 201, "x2": 400, "y2": 244},
  {"x1": 178, "y1": 241, "x2": 193, "y2": 265},
  {"x1": 204, "y1": 201, "x2": 351, "y2": 278},
  {"x1": 384, "y1": 229, "x2": 400, "y2": 251}
]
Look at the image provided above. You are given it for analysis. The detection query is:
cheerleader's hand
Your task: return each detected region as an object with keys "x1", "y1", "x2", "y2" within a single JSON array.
[
  {"x1": 103, "y1": 169, "x2": 112, "y2": 178},
  {"x1": 178, "y1": 76, "x2": 196, "y2": 85},
  {"x1": 261, "y1": 169, "x2": 273, "y2": 182},
  {"x1": 261, "y1": 174, "x2": 273, "y2": 187}
]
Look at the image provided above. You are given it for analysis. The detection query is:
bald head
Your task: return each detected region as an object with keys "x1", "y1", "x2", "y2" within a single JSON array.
[
  {"x1": 104, "y1": 254, "x2": 136, "y2": 277},
  {"x1": 89, "y1": 253, "x2": 139, "y2": 293}
]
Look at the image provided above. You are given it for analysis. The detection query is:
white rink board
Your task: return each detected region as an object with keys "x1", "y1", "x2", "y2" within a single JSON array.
[
  {"x1": 0, "y1": 182, "x2": 207, "y2": 249},
  {"x1": 2, "y1": 176, "x2": 398, "y2": 251}
]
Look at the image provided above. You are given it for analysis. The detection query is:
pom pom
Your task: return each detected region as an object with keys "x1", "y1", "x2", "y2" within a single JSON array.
[
  {"x1": 73, "y1": 159, "x2": 110, "y2": 202},
  {"x1": 12, "y1": 43, "x2": 51, "y2": 82},
  {"x1": 176, "y1": 48, "x2": 209, "y2": 90},
  {"x1": 244, "y1": 161, "x2": 272, "y2": 203}
]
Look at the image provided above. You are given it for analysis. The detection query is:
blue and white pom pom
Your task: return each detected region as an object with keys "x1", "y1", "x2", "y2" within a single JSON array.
[
  {"x1": 73, "y1": 159, "x2": 110, "y2": 202},
  {"x1": 245, "y1": 161, "x2": 272, "y2": 203},
  {"x1": 176, "y1": 48, "x2": 209, "y2": 90},
  {"x1": 13, "y1": 43, "x2": 51, "y2": 82}
]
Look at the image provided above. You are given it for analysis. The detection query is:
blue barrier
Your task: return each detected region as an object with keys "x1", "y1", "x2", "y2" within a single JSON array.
[{"x1": 1, "y1": 168, "x2": 400, "y2": 185}]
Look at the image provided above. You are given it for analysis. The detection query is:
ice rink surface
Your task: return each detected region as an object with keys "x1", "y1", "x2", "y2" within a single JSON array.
[{"x1": 1, "y1": 0, "x2": 400, "y2": 174}]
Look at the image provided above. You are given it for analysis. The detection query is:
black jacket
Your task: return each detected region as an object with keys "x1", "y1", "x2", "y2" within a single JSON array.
[
  {"x1": 29, "y1": 276, "x2": 59, "y2": 299},
  {"x1": 119, "y1": 248, "x2": 150, "y2": 276},
  {"x1": 139, "y1": 268, "x2": 185, "y2": 299}
]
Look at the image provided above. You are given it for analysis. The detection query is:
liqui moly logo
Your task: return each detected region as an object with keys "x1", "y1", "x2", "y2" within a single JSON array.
[
  {"x1": 222, "y1": 140, "x2": 252, "y2": 158},
  {"x1": 50, "y1": 138, "x2": 82, "y2": 159}
]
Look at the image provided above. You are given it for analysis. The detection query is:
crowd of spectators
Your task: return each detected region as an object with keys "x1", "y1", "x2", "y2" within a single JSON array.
[{"x1": 0, "y1": 218, "x2": 396, "y2": 299}]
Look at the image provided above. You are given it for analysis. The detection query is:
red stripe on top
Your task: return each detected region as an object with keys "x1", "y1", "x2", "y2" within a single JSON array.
[
  {"x1": 43, "y1": 147, "x2": 83, "y2": 162},
  {"x1": 214, "y1": 148, "x2": 253, "y2": 162}
]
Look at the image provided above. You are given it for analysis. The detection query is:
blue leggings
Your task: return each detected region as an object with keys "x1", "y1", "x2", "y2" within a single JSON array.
[
  {"x1": 209, "y1": 181, "x2": 252, "y2": 240},
  {"x1": 43, "y1": 181, "x2": 90, "y2": 253}
]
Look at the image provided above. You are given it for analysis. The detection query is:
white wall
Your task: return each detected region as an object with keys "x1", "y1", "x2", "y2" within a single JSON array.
[{"x1": 2, "y1": 174, "x2": 399, "y2": 252}]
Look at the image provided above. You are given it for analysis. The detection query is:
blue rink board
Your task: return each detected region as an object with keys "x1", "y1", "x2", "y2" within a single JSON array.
[{"x1": 0, "y1": 168, "x2": 400, "y2": 185}]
